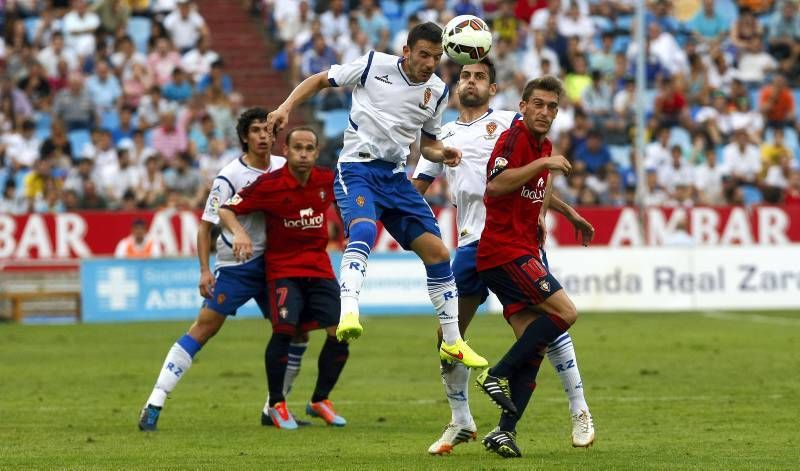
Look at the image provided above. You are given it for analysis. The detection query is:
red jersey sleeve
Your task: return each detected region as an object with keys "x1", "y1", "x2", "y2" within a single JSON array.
[
  {"x1": 487, "y1": 125, "x2": 524, "y2": 182},
  {"x1": 221, "y1": 172, "x2": 282, "y2": 215}
]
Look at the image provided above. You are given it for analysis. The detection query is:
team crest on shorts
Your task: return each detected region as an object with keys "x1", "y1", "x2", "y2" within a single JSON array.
[
  {"x1": 356, "y1": 195, "x2": 366, "y2": 207},
  {"x1": 217, "y1": 293, "x2": 226, "y2": 304},
  {"x1": 419, "y1": 87, "x2": 432, "y2": 109},
  {"x1": 279, "y1": 306, "x2": 289, "y2": 319},
  {"x1": 539, "y1": 280, "x2": 551, "y2": 292}
]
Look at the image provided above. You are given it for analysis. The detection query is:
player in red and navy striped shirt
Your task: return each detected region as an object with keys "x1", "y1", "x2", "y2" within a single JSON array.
[
  {"x1": 475, "y1": 76, "x2": 595, "y2": 457},
  {"x1": 220, "y1": 127, "x2": 349, "y2": 430}
]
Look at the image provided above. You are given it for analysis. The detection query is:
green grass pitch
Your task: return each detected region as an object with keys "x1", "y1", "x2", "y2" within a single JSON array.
[{"x1": 1, "y1": 312, "x2": 798, "y2": 470}]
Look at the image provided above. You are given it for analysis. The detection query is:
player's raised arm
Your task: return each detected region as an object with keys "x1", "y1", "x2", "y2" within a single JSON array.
[
  {"x1": 486, "y1": 154, "x2": 571, "y2": 197},
  {"x1": 268, "y1": 51, "x2": 375, "y2": 136}
]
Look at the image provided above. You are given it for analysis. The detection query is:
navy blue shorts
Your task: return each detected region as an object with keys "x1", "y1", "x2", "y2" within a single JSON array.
[
  {"x1": 203, "y1": 255, "x2": 269, "y2": 316},
  {"x1": 334, "y1": 160, "x2": 441, "y2": 250},
  {"x1": 452, "y1": 242, "x2": 490, "y2": 303},
  {"x1": 268, "y1": 277, "x2": 340, "y2": 335},
  {"x1": 478, "y1": 253, "x2": 562, "y2": 322}
]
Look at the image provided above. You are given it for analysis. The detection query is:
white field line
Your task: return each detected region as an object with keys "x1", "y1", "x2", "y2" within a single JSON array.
[{"x1": 701, "y1": 311, "x2": 800, "y2": 326}]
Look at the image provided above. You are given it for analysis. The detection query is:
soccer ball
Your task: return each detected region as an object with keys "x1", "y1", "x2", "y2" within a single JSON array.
[{"x1": 442, "y1": 15, "x2": 493, "y2": 65}]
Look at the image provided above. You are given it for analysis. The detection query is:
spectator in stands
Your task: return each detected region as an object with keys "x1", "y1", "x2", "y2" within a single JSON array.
[
  {"x1": 99, "y1": 143, "x2": 141, "y2": 205},
  {"x1": 0, "y1": 74, "x2": 33, "y2": 123},
  {"x1": 110, "y1": 105, "x2": 137, "y2": 144},
  {"x1": 706, "y1": 44, "x2": 735, "y2": 92},
  {"x1": 320, "y1": 0, "x2": 349, "y2": 43},
  {"x1": 164, "y1": 0, "x2": 209, "y2": 53},
  {"x1": 598, "y1": 169, "x2": 625, "y2": 206},
  {"x1": 582, "y1": 70, "x2": 613, "y2": 123},
  {"x1": 137, "y1": 85, "x2": 169, "y2": 128},
  {"x1": 1, "y1": 118, "x2": 40, "y2": 170},
  {"x1": 564, "y1": 54, "x2": 592, "y2": 103},
  {"x1": 62, "y1": 0, "x2": 101, "y2": 58},
  {"x1": 658, "y1": 145, "x2": 694, "y2": 193},
  {"x1": 148, "y1": 36, "x2": 182, "y2": 86},
  {"x1": 736, "y1": 37, "x2": 778, "y2": 87},
  {"x1": 759, "y1": 74, "x2": 797, "y2": 129},
  {"x1": 784, "y1": 169, "x2": 800, "y2": 203},
  {"x1": 722, "y1": 127, "x2": 763, "y2": 184},
  {"x1": 520, "y1": 30, "x2": 561, "y2": 80},
  {"x1": 196, "y1": 59, "x2": 233, "y2": 95},
  {"x1": 162, "y1": 67, "x2": 193, "y2": 103},
  {"x1": 417, "y1": 0, "x2": 454, "y2": 24},
  {"x1": 453, "y1": 0, "x2": 481, "y2": 17},
  {"x1": 557, "y1": 1, "x2": 595, "y2": 51},
  {"x1": 122, "y1": 61, "x2": 156, "y2": 107},
  {"x1": 94, "y1": 0, "x2": 131, "y2": 34},
  {"x1": 40, "y1": 120, "x2": 73, "y2": 165},
  {"x1": 645, "y1": 126, "x2": 672, "y2": 170},
  {"x1": 355, "y1": 0, "x2": 389, "y2": 53},
  {"x1": 643, "y1": 168, "x2": 670, "y2": 206},
  {"x1": 32, "y1": 7, "x2": 61, "y2": 49},
  {"x1": 342, "y1": 25, "x2": 372, "y2": 64},
  {"x1": 766, "y1": 0, "x2": 800, "y2": 77},
  {"x1": 163, "y1": 151, "x2": 202, "y2": 204},
  {"x1": 64, "y1": 156, "x2": 98, "y2": 197},
  {"x1": 694, "y1": 148, "x2": 726, "y2": 204},
  {"x1": 53, "y1": 72, "x2": 93, "y2": 130},
  {"x1": 188, "y1": 114, "x2": 217, "y2": 155},
  {"x1": 300, "y1": 33, "x2": 337, "y2": 80},
  {"x1": 761, "y1": 127, "x2": 795, "y2": 175},
  {"x1": 86, "y1": 59, "x2": 122, "y2": 112},
  {"x1": 114, "y1": 219, "x2": 162, "y2": 258},
  {"x1": 24, "y1": 156, "x2": 60, "y2": 204},
  {"x1": 111, "y1": 35, "x2": 147, "y2": 82},
  {"x1": 37, "y1": 32, "x2": 79, "y2": 79},
  {"x1": 18, "y1": 61, "x2": 51, "y2": 108},
  {"x1": 684, "y1": 53, "x2": 711, "y2": 106},
  {"x1": 151, "y1": 109, "x2": 187, "y2": 162},
  {"x1": 137, "y1": 153, "x2": 167, "y2": 207},
  {"x1": 653, "y1": 76, "x2": 691, "y2": 130},
  {"x1": 573, "y1": 129, "x2": 612, "y2": 174},
  {"x1": 589, "y1": 32, "x2": 616, "y2": 77},
  {"x1": 730, "y1": 7, "x2": 763, "y2": 53},
  {"x1": 687, "y1": 0, "x2": 729, "y2": 41},
  {"x1": 728, "y1": 96, "x2": 764, "y2": 145},
  {"x1": 0, "y1": 180, "x2": 28, "y2": 214},
  {"x1": 181, "y1": 35, "x2": 219, "y2": 83}
]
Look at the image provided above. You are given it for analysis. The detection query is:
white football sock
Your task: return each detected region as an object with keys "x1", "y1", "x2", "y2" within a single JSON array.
[
  {"x1": 339, "y1": 241, "x2": 369, "y2": 319},
  {"x1": 283, "y1": 341, "x2": 307, "y2": 396},
  {"x1": 546, "y1": 333, "x2": 589, "y2": 414},
  {"x1": 428, "y1": 274, "x2": 461, "y2": 344},
  {"x1": 442, "y1": 362, "x2": 473, "y2": 425},
  {"x1": 147, "y1": 342, "x2": 194, "y2": 408}
]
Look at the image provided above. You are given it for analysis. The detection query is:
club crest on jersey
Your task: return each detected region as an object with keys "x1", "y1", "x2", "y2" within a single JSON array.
[
  {"x1": 539, "y1": 280, "x2": 551, "y2": 292},
  {"x1": 419, "y1": 87, "x2": 432, "y2": 109},
  {"x1": 226, "y1": 194, "x2": 242, "y2": 206},
  {"x1": 486, "y1": 122, "x2": 497, "y2": 135},
  {"x1": 356, "y1": 195, "x2": 366, "y2": 207}
]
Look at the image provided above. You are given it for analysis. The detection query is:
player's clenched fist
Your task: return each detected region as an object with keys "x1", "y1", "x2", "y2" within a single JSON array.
[
  {"x1": 544, "y1": 155, "x2": 571, "y2": 175},
  {"x1": 442, "y1": 147, "x2": 462, "y2": 167}
]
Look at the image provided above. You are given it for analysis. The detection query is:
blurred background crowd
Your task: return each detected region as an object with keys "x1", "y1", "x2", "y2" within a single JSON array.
[{"x1": 2, "y1": 0, "x2": 800, "y2": 216}]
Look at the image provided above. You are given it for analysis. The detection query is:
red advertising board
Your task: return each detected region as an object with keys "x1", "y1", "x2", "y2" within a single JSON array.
[{"x1": 2, "y1": 206, "x2": 800, "y2": 269}]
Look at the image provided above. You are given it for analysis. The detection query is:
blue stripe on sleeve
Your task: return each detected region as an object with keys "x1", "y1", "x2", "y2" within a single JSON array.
[
  {"x1": 348, "y1": 114, "x2": 359, "y2": 131},
  {"x1": 215, "y1": 176, "x2": 235, "y2": 196},
  {"x1": 360, "y1": 50, "x2": 375, "y2": 86},
  {"x1": 434, "y1": 85, "x2": 449, "y2": 112},
  {"x1": 421, "y1": 129, "x2": 436, "y2": 140}
]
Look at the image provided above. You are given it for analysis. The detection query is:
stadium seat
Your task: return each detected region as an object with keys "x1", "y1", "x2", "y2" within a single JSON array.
[
  {"x1": 382, "y1": 0, "x2": 402, "y2": 19},
  {"x1": 794, "y1": 88, "x2": 800, "y2": 120},
  {"x1": 644, "y1": 88, "x2": 658, "y2": 114},
  {"x1": 317, "y1": 109, "x2": 351, "y2": 139},
  {"x1": 616, "y1": 15, "x2": 633, "y2": 31},
  {"x1": 609, "y1": 145, "x2": 632, "y2": 169},
  {"x1": 100, "y1": 109, "x2": 120, "y2": 131},
  {"x1": 668, "y1": 127, "x2": 692, "y2": 153},
  {"x1": 612, "y1": 35, "x2": 630, "y2": 54},
  {"x1": 402, "y1": 0, "x2": 424, "y2": 20},
  {"x1": 34, "y1": 111, "x2": 52, "y2": 140},
  {"x1": 127, "y1": 16, "x2": 152, "y2": 54},
  {"x1": 23, "y1": 17, "x2": 40, "y2": 44},
  {"x1": 67, "y1": 129, "x2": 92, "y2": 157},
  {"x1": 764, "y1": 127, "x2": 799, "y2": 150},
  {"x1": 741, "y1": 185, "x2": 763, "y2": 205}
]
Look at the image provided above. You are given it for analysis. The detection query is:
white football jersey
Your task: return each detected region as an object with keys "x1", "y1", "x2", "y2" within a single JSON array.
[
  {"x1": 201, "y1": 155, "x2": 287, "y2": 269},
  {"x1": 413, "y1": 109, "x2": 520, "y2": 246},
  {"x1": 327, "y1": 51, "x2": 449, "y2": 171}
]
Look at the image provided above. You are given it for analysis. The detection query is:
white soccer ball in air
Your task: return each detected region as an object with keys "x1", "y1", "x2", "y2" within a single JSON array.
[{"x1": 442, "y1": 15, "x2": 493, "y2": 66}]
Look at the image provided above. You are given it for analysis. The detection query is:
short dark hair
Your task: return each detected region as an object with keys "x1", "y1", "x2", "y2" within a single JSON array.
[
  {"x1": 407, "y1": 22, "x2": 443, "y2": 49},
  {"x1": 236, "y1": 107, "x2": 270, "y2": 152},
  {"x1": 521, "y1": 75, "x2": 564, "y2": 102},
  {"x1": 285, "y1": 126, "x2": 319, "y2": 147},
  {"x1": 460, "y1": 57, "x2": 496, "y2": 84}
]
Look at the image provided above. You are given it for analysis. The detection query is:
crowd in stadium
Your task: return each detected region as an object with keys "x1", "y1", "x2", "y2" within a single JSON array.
[{"x1": 2, "y1": 0, "x2": 800, "y2": 215}]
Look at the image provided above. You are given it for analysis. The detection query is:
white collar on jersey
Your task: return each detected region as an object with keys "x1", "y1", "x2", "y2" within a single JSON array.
[
  {"x1": 455, "y1": 108, "x2": 494, "y2": 126},
  {"x1": 238, "y1": 155, "x2": 272, "y2": 173},
  {"x1": 396, "y1": 57, "x2": 428, "y2": 86}
]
